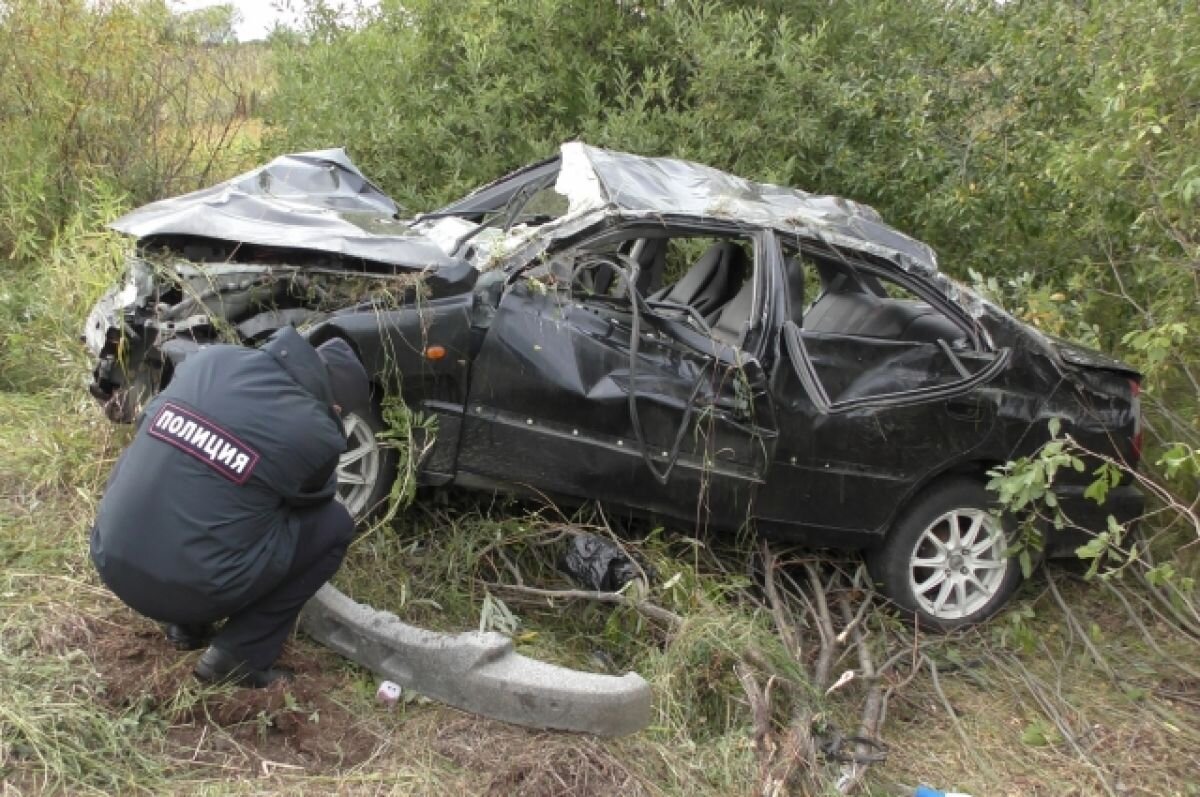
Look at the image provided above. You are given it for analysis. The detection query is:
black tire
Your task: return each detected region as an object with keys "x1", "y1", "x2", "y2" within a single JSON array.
[
  {"x1": 335, "y1": 396, "x2": 397, "y2": 525},
  {"x1": 866, "y1": 477, "x2": 1024, "y2": 631}
]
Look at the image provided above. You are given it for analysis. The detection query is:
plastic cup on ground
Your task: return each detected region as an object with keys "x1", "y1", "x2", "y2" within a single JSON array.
[{"x1": 376, "y1": 680, "x2": 402, "y2": 707}]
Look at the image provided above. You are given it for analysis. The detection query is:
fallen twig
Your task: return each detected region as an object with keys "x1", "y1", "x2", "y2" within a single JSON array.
[
  {"x1": 1045, "y1": 570, "x2": 1118, "y2": 681},
  {"x1": 734, "y1": 663, "x2": 779, "y2": 795},
  {"x1": 927, "y1": 657, "x2": 977, "y2": 761},
  {"x1": 1099, "y1": 577, "x2": 1200, "y2": 680},
  {"x1": 482, "y1": 581, "x2": 683, "y2": 628},
  {"x1": 834, "y1": 591, "x2": 886, "y2": 794},
  {"x1": 804, "y1": 562, "x2": 838, "y2": 689},
  {"x1": 760, "y1": 542, "x2": 802, "y2": 662}
]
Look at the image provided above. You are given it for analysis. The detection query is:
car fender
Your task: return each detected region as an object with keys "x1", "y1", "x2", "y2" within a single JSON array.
[
  {"x1": 305, "y1": 293, "x2": 478, "y2": 481},
  {"x1": 306, "y1": 292, "x2": 475, "y2": 399}
]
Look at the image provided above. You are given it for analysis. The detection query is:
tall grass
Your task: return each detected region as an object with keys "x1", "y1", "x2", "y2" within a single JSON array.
[
  {"x1": 0, "y1": 0, "x2": 266, "y2": 262},
  {"x1": 0, "y1": 186, "x2": 130, "y2": 394},
  {"x1": 0, "y1": 604, "x2": 168, "y2": 793}
]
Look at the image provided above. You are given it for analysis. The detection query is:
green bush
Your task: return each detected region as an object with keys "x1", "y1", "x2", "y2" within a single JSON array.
[
  {"x1": 0, "y1": 0, "x2": 266, "y2": 394},
  {"x1": 0, "y1": 0, "x2": 262, "y2": 262},
  {"x1": 269, "y1": 0, "x2": 1198, "y2": 462}
]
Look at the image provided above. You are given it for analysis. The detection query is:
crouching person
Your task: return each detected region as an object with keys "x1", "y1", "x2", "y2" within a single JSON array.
[{"x1": 90, "y1": 327, "x2": 370, "y2": 688}]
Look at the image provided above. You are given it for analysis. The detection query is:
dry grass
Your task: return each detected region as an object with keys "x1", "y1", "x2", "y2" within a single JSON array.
[
  {"x1": 876, "y1": 577, "x2": 1200, "y2": 796},
  {"x1": 2, "y1": 388, "x2": 1198, "y2": 796}
]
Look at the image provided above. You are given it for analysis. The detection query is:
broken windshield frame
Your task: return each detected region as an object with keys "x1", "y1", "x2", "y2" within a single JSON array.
[
  {"x1": 426, "y1": 158, "x2": 562, "y2": 222},
  {"x1": 448, "y1": 171, "x2": 562, "y2": 257}
]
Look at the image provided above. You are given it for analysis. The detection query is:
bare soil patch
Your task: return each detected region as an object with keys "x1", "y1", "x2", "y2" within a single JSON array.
[{"x1": 45, "y1": 607, "x2": 384, "y2": 777}]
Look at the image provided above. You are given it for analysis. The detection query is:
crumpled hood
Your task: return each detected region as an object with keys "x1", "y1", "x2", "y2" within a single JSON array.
[{"x1": 109, "y1": 149, "x2": 458, "y2": 270}]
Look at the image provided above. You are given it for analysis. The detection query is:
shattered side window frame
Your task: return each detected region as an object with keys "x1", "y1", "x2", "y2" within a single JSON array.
[
  {"x1": 772, "y1": 231, "x2": 1009, "y2": 414},
  {"x1": 547, "y1": 218, "x2": 778, "y2": 362},
  {"x1": 777, "y1": 232, "x2": 987, "y2": 353}
]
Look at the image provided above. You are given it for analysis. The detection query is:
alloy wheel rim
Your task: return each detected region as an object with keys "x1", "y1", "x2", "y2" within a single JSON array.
[
  {"x1": 335, "y1": 412, "x2": 381, "y2": 518},
  {"x1": 908, "y1": 508, "x2": 1008, "y2": 620}
]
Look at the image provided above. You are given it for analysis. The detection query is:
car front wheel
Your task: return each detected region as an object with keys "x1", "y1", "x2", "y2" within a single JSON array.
[
  {"x1": 335, "y1": 400, "x2": 396, "y2": 523},
  {"x1": 866, "y1": 478, "x2": 1024, "y2": 631}
]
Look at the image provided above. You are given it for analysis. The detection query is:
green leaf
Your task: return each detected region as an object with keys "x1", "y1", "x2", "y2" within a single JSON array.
[
  {"x1": 1123, "y1": 686, "x2": 1148, "y2": 702},
  {"x1": 1084, "y1": 478, "x2": 1110, "y2": 505},
  {"x1": 1021, "y1": 719, "x2": 1056, "y2": 747},
  {"x1": 1076, "y1": 534, "x2": 1108, "y2": 561}
]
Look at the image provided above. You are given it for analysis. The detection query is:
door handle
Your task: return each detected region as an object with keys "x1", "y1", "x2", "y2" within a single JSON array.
[{"x1": 945, "y1": 397, "x2": 985, "y2": 422}]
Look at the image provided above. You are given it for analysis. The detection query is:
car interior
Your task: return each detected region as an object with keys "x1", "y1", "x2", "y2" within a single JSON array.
[
  {"x1": 801, "y1": 257, "x2": 967, "y2": 346},
  {"x1": 782, "y1": 244, "x2": 986, "y2": 404},
  {"x1": 572, "y1": 234, "x2": 757, "y2": 348},
  {"x1": 569, "y1": 231, "x2": 978, "y2": 388}
]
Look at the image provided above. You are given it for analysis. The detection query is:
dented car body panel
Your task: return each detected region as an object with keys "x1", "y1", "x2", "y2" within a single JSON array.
[
  {"x1": 85, "y1": 143, "x2": 1144, "y2": 554},
  {"x1": 458, "y1": 281, "x2": 777, "y2": 530},
  {"x1": 109, "y1": 149, "x2": 455, "y2": 270}
]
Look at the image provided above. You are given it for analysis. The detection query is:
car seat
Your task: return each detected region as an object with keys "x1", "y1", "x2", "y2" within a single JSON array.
[
  {"x1": 710, "y1": 277, "x2": 755, "y2": 347},
  {"x1": 649, "y1": 242, "x2": 747, "y2": 318}
]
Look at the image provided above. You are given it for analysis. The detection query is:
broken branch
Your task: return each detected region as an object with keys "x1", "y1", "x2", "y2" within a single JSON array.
[
  {"x1": 760, "y1": 541, "x2": 802, "y2": 662},
  {"x1": 483, "y1": 581, "x2": 683, "y2": 628}
]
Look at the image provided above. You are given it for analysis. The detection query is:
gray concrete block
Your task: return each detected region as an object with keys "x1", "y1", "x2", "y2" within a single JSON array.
[{"x1": 299, "y1": 584, "x2": 653, "y2": 736}]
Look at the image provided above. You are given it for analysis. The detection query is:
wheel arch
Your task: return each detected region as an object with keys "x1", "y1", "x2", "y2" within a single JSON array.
[
  {"x1": 865, "y1": 468, "x2": 1024, "y2": 630},
  {"x1": 302, "y1": 324, "x2": 389, "y2": 402},
  {"x1": 871, "y1": 458, "x2": 1007, "y2": 548}
]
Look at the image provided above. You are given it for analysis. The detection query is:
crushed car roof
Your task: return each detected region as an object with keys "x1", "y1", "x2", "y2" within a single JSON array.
[
  {"x1": 556, "y1": 143, "x2": 939, "y2": 272},
  {"x1": 110, "y1": 143, "x2": 939, "y2": 275}
]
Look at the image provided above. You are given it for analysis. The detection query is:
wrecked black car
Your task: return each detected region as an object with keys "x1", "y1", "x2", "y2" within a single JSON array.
[{"x1": 83, "y1": 143, "x2": 1144, "y2": 629}]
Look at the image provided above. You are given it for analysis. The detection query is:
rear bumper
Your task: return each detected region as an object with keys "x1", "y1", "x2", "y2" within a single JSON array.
[{"x1": 1045, "y1": 482, "x2": 1145, "y2": 558}]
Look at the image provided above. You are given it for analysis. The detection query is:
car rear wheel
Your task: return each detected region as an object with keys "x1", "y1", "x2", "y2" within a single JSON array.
[
  {"x1": 335, "y1": 399, "x2": 396, "y2": 524},
  {"x1": 866, "y1": 478, "x2": 1023, "y2": 631}
]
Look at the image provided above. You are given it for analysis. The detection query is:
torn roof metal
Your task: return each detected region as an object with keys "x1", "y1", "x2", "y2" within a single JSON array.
[
  {"x1": 555, "y1": 143, "x2": 941, "y2": 273},
  {"x1": 108, "y1": 142, "x2": 941, "y2": 282}
]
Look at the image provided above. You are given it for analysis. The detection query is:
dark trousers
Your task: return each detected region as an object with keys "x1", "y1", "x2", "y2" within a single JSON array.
[{"x1": 212, "y1": 500, "x2": 354, "y2": 669}]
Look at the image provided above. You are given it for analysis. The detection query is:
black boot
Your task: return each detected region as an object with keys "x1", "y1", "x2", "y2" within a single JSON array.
[
  {"x1": 161, "y1": 623, "x2": 214, "y2": 651},
  {"x1": 193, "y1": 645, "x2": 294, "y2": 689}
]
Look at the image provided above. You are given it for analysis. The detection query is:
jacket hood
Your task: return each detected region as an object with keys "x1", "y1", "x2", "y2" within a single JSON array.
[
  {"x1": 316, "y1": 338, "x2": 371, "y2": 416},
  {"x1": 262, "y1": 326, "x2": 336, "y2": 406}
]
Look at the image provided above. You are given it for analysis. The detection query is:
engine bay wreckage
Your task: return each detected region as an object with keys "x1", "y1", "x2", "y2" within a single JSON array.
[{"x1": 85, "y1": 143, "x2": 1145, "y2": 732}]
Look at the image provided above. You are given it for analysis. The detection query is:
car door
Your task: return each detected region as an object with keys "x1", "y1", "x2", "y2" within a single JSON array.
[
  {"x1": 754, "y1": 235, "x2": 1009, "y2": 546},
  {"x1": 457, "y1": 224, "x2": 779, "y2": 530}
]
